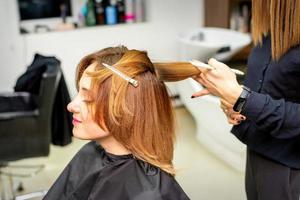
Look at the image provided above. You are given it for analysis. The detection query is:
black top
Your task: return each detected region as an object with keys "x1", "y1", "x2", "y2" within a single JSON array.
[
  {"x1": 43, "y1": 141, "x2": 190, "y2": 200},
  {"x1": 231, "y1": 36, "x2": 300, "y2": 168}
]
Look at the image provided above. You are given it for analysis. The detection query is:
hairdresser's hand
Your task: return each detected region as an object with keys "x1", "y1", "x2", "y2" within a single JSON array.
[
  {"x1": 192, "y1": 58, "x2": 243, "y2": 105},
  {"x1": 220, "y1": 98, "x2": 246, "y2": 125}
]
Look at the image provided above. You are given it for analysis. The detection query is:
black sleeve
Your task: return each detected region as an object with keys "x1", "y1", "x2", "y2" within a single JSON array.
[{"x1": 241, "y1": 91, "x2": 300, "y2": 139}]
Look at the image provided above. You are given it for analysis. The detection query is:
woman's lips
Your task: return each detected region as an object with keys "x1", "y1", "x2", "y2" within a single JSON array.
[{"x1": 72, "y1": 117, "x2": 82, "y2": 125}]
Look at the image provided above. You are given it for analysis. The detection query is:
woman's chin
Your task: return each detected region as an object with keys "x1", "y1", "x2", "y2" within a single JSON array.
[
  {"x1": 72, "y1": 128, "x2": 110, "y2": 140},
  {"x1": 72, "y1": 130, "x2": 87, "y2": 140}
]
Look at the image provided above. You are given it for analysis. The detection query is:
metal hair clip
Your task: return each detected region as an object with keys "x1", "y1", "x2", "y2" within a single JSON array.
[{"x1": 102, "y1": 63, "x2": 138, "y2": 87}]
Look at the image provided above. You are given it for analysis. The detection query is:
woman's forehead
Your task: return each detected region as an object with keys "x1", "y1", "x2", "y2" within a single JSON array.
[{"x1": 79, "y1": 62, "x2": 97, "y2": 90}]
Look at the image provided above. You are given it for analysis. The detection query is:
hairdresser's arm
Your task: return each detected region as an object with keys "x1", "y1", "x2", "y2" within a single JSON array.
[{"x1": 193, "y1": 58, "x2": 300, "y2": 139}]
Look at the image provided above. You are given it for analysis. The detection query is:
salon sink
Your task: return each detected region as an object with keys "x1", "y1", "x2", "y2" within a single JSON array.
[
  {"x1": 178, "y1": 27, "x2": 251, "y2": 61},
  {"x1": 176, "y1": 27, "x2": 249, "y2": 172},
  {"x1": 176, "y1": 79, "x2": 246, "y2": 172}
]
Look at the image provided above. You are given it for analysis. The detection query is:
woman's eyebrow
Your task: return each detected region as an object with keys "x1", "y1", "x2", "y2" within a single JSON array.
[{"x1": 81, "y1": 87, "x2": 90, "y2": 92}]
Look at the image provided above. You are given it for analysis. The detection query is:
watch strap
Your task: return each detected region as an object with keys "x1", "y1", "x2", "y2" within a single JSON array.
[{"x1": 233, "y1": 86, "x2": 251, "y2": 112}]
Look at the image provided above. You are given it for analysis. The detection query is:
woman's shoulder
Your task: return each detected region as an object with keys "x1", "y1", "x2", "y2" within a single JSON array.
[
  {"x1": 156, "y1": 171, "x2": 190, "y2": 200},
  {"x1": 119, "y1": 160, "x2": 190, "y2": 199},
  {"x1": 89, "y1": 159, "x2": 190, "y2": 200}
]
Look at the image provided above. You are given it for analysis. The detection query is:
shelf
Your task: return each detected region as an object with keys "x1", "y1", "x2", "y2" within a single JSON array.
[
  {"x1": 21, "y1": 22, "x2": 149, "y2": 36},
  {"x1": 204, "y1": 0, "x2": 252, "y2": 32}
]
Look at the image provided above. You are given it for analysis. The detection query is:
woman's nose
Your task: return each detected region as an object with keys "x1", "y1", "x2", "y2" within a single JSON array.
[{"x1": 67, "y1": 99, "x2": 80, "y2": 113}]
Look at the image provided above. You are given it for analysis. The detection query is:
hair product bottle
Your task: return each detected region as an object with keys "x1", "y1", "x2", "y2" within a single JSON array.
[
  {"x1": 105, "y1": 0, "x2": 118, "y2": 25},
  {"x1": 116, "y1": 0, "x2": 125, "y2": 23},
  {"x1": 94, "y1": 0, "x2": 106, "y2": 25},
  {"x1": 86, "y1": 0, "x2": 97, "y2": 26},
  {"x1": 125, "y1": 0, "x2": 135, "y2": 23},
  {"x1": 135, "y1": 0, "x2": 145, "y2": 22}
]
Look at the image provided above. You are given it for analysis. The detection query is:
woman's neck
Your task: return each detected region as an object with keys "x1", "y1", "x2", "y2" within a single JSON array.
[{"x1": 96, "y1": 136, "x2": 131, "y2": 155}]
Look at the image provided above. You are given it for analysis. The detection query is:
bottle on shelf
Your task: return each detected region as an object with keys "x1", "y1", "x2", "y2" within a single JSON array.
[
  {"x1": 85, "y1": 0, "x2": 97, "y2": 26},
  {"x1": 105, "y1": 0, "x2": 118, "y2": 25},
  {"x1": 135, "y1": 0, "x2": 145, "y2": 22},
  {"x1": 94, "y1": 0, "x2": 106, "y2": 25},
  {"x1": 237, "y1": 3, "x2": 250, "y2": 33},
  {"x1": 60, "y1": 3, "x2": 67, "y2": 23},
  {"x1": 124, "y1": 0, "x2": 136, "y2": 23},
  {"x1": 55, "y1": 3, "x2": 75, "y2": 31},
  {"x1": 230, "y1": 6, "x2": 239, "y2": 31},
  {"x1": 229, "y1": 2, "x2": 251, "y2": 33},
  {"x1": 116, "y1": 0, "x2": 125, "y2": 23}
]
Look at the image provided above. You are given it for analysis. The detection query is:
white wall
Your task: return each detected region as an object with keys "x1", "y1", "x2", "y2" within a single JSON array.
[
  {"x1": 0, "y1": 0, "x2": 24, "y2": 91},
  {"x1": 0, "y1": 0, "x2": 204, "y2": 95}
]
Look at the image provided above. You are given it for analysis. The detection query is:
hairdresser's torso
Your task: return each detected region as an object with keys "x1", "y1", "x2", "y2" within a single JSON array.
[
  {"x1": 246, "y1": 36, "x2": 300, "y2": 102},
  {"x1": 231, "y1": 35, "x2": 300, "y2": 168}
]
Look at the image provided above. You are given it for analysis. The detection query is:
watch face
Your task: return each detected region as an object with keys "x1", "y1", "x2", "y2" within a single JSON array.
[
  {"x1": 237, "y1": 100, "x2": 246, "y2": 112},
  {"x1": 233, "y1": 98, "x2": 246, "y2": 112},
  {"x1": 233, "y1": 87, "x2": 251, "y2": 112}
]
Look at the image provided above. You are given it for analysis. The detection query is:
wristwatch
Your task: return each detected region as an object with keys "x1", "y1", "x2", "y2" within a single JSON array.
[{"x1": 233, "y1": 86, "x2": 251, "y2": 112}]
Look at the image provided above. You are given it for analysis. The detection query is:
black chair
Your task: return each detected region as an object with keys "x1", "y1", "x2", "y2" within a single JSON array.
[{"x1": 0, "y1": 62, "x2": 62, "y2": 199}]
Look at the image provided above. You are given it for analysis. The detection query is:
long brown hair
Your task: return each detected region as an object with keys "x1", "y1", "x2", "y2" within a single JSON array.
[
  {"x1": 252, "y1": 0, "x2": 300, "y2": 60},
  {"x1": 76, "y1": 46, "x2": 200, "y2": 175}
]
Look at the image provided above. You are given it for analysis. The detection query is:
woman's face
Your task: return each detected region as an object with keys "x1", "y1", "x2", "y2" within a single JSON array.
[{"x1": 67, "y1": 63, "x2": 110, "y2": 140}]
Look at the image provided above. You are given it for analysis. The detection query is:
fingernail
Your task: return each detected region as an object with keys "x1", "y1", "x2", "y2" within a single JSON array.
[{"x1": 191, "y1": 96, "x2": 195, "y2": 99}]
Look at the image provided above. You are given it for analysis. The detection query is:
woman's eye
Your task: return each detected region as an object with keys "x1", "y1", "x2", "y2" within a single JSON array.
[{"x1": 82, "y1": 100, "x2": 93, "y2": 104}]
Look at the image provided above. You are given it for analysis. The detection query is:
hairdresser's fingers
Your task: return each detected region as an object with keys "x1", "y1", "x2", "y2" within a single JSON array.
[
  {"x1": 206, "y1": 58, "x2": 238, "y2": 83},
  {"x1": 227, "y1": 117, "x2": 241, "y2": 125},
  {"x1": 208, "y1": 58, "x2": 228, "y2": 70},
  {"x1": 224, "y1": 112, "x2": 242, "y2": 125},
  {"x1": 226, "y1": 115, "x2": 236, "y2": 124},
  {"x1": 194, "y1": 66, "x2": 210, "y2": 74},
  {"x1": 228, "y1": 112, "x2": 247, "y2": 121},
  {"x1": 221, "y1": 98, "x2": 244, "y2": 121},
  {"x1": 220, "y1": 103, "x2": 229, "y2": 113},
  {"x1": 193, "y1": 76, "x2": 205, "y2": 85},
  {"x1": 223, "y1": 111, "x2": 239, "y2": 125},
  {"x1": 220, "y1": 103, "x2": 232, "y2": 115},
  {"x1": 220, "y1": 98, "x2": 233, "y2": 109},
  {"x1": 200, "y1": 73, "x2": 223, "y2": 95},
  {"x1": 193, "y1": 74, "x2": 223, "y2": 98},
  {"x1": 194, "y1": 75, "x2": 213, "y2": 89},
  {"x1": 191, "y1": 89, "x2": 210, "y2": 98},
  {"x1": 221, "y1": 98, "x2": 247, "y2": 121},
  {"x1": 194, "y1": 73, "x2": 214, "y2": 88},
  {"x1": 200, "y1": 73, "x2": 216, "y2": 88}
]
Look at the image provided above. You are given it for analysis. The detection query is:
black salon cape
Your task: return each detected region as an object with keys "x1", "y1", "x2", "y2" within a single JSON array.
[{"x1": 43, "y1": 141, "x2": 190, "y2": 200}]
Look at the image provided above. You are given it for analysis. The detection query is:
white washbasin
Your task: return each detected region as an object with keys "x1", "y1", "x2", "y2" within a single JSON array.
[
  {"x1": 176, "y1": 79, "x2": 246, "y2": 172},
  {"x1": 178, "y1": 27, "x2": 251, "y2": 61},
  {"x1": 176, "y1": 27, "x2": 249, "y2": 171}
]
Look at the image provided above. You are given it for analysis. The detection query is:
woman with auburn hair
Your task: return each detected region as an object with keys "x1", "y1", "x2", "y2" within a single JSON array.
[
  {"x1": 192, "y1": 0, "x2": 300, "y2": 199},
  {"x1": 43, "y1": 46, "x2": 202, "y2": 200}
]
